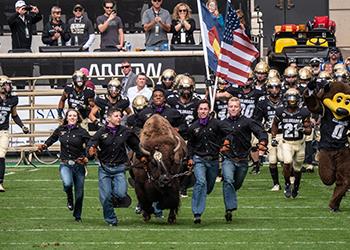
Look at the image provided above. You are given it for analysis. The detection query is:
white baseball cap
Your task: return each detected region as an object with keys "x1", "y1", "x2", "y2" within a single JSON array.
[{"x1": 15, "y1": 1, "x2": 27, "y2": 8}]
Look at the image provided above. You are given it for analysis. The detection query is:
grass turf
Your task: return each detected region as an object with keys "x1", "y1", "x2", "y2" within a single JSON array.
[{"x1": 0, "y1": 164, "x2": 349, "y2": 249}]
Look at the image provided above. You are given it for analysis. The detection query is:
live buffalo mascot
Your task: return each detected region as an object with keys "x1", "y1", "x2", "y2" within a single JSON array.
[{"x1": 304, "y1": 80, "x2": 350, "y2": 212}]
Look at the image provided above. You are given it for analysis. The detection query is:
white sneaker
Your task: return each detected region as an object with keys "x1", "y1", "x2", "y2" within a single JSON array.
[
  {"x1": 271, "y1": 184, "x2": 281, "y2": 191},
  {"x1": 0, "y1": 183, "x2": 5, "y2": 192}
]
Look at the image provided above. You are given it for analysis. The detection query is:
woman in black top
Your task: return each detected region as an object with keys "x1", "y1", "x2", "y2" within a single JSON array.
[
  {"x1": 170, "y1": 3, "x2": 196, "y2": 45},
  {"x1": 38, "y1": 109, "x2": 90, "y2": 222}
]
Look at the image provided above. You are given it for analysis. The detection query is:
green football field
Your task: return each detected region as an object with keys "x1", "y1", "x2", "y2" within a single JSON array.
[{"x1": 0, "y1": 164, "x2": 349, "y2": 250}]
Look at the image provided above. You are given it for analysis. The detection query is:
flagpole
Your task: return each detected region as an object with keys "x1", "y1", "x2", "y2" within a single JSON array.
[
  {"x1": 196, "y1": 0, "x2": 215, "y2": 106},
  {"x1": 196, "y1": 0, "x2": 211, "y2": 81}
]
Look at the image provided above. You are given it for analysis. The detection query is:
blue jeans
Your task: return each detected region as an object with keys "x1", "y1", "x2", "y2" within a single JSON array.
[
  {"x1": 98, "y1": 164, "x2": 127, "y2": 224},
  {"x1": 145, "y1": 42, "x2": 169, "y2": 51},
  {"x1": 222, "y1": 157, "x2": 248, "y2": 211},
  {"x1": 191, "y1": 155, "x2": 219, "y2": 216},
  {"x1": 59, "y1": 163, "x2": 86, "y2": 219}
]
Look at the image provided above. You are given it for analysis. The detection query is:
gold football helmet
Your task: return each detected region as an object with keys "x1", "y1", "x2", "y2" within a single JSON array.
[
  {"x1": 254, "y1": 61, "x2": 270, "y2": 74},
  {"x1": 268, "y1": 69, "x2": 281, "y2": 79},
  {"x1": 298, "y1": 67, "x2": 313, "y2": 81},
  {"x1": 285, "y1": 88, "x2": 300, "y2": 108},
  {"x1": 132, "y1": 95, "x2": 149, "y2": 112},
  {"x1": 283, "y1": 66, "x2": 298, "y2": 78}
]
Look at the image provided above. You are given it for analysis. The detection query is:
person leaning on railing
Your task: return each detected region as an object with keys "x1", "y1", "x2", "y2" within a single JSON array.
[{"x1": 170, "y1": 2, "x2": 196, "y2": 45}]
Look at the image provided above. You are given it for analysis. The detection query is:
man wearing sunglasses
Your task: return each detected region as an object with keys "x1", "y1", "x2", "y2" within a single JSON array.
[
  {"x1": 97, "y1": 0, "x2": 124, "y2": 50},
  {"x1": 42, "y1": 6, "x2": 70, "y2": 46},
  {"x1": 321, "y1": 47, "x2": 344, "y2": 71},
  {"x1": 67, "y1": 4, "x2": 95, "y2": 51},
  {"x1": 121, "y1": 60, "x2": 137, "y2": 96},
  {"x1": 142, "y1": 0, "x2": 171, "y2": 51}
]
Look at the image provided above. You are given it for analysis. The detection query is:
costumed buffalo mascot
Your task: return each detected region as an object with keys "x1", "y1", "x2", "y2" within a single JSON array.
[
  {"x1": 132, "y1": 114, "x2": 187, "y2": 223},
  {"x1": 304, "y1": 80, "x2": 350, "y2": 212}
]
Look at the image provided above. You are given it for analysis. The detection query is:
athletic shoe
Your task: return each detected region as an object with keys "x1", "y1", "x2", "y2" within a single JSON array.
[
  {"x1": 109, "y1": 222, "x2": 118, "y2": 227},
  {"x1": 284, "y1": 184, "x2": 292, "y2": 198},
  {"x1": 0, "y1": 183, "x2": 5, "y2": 192},
  {"x1": 225, "y1": 211, "x2": 232, "y2": 222},
  {"x1": 250, "y1": 166, "x2": 260, "y2": 175},
  {"x1": 135, "y1": 204, "x2": 142, "y2": 214},
  {"x1": 271, "y1": 184, "x2": 281, "y2": 191},
  {"x1": 329, "y1": 207, "x2": 341, "y2": 213},
  {"x1": 180, "y1": 189, "x2": 188, "y2": 198},
  {"x1": 193, "y1": 214, "x2": 201, "y2": 224},
  {"x1": 305, "y1": 164, "x2": 314, "y2": 173},
  {"x1": 75, "y1": 217, "x2": 82, "y2": 223},
  {"x1": 67, "y1": 197, "x2": 74, "y2": 211},
  {"x1": 291, "y1": 186, "x2": 299, "y2": 198}
]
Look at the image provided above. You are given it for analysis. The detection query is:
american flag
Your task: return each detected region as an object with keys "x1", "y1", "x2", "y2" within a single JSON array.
[{"x1": 216, "y1": 1, "x2": 259, "y2": 86}]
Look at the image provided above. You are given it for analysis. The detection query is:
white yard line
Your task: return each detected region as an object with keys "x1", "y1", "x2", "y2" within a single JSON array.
[
  {"x1": 0, "y1": 241, "x2": 347, "y2": 246},
  {"x1": 4, "y1": 172, "x2": 15, "y2": 176},
  {"x1": 1, "y1": 228, "x2": 350, "y2": 233}
]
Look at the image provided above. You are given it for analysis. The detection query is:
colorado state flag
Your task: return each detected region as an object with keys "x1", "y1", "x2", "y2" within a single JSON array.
[{"x1": 199, "y1": 0, "x2": 224, "y2": 72}]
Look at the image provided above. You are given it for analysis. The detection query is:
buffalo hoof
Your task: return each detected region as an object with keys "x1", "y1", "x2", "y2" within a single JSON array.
[
  {"x1": 143, "y1": 212, "x2": 151, "y2": 222},
  {"x1": 167, "y1": 217, "x2": 176, "y2": 224}
]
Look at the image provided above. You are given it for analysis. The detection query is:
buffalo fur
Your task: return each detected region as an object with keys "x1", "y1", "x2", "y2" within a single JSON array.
[{"x1": 133, "y1": 114, "x2": 187, "y2": 224}]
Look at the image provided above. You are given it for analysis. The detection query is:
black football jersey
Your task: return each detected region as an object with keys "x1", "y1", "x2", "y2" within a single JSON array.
[
  {"x1": 275, "y1": 107, "x2": 310, "y2": 140},
  {"x1": 167, "y1": 94, "x2": 201, "y2": 125},
  {"x1": 214, "y1": 98, "x2": 228, "y2": 120},
  {"x1": 0, "y1": 95, "x2": 18, "y2": 130},
  {"x1": 318, "y1": 108, "x2": 350, "y2": 149},
  {"x1": 64, "y1": 85, "x2": 95, "y2": 118},
  {"x1": 95, "y1": 94, "x2": 130, "y2": 123},
  {"x1": 254, "y1": 95, "x2": 284, "y2": 132},
  {"x1": 227, "y1": 87, "x2": 264, "y2": 118}
]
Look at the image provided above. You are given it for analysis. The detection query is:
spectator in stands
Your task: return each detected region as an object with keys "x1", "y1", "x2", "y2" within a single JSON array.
[
  {"x1": 142, "y1": 0, "x2": 171, "y2": 51},
  {"x1": 121, "y1": 60, "x2": 137, "y2": 96},
  {"x1": 42, "y1": 6, "x2": 70, "y2": 46},
  {"x1": 37, "y1": 109, "x2": 90, "y2": 222},
  {"x1": 67, "y1": 4, "x2": 95, "y2": 51},
  {"x1": 96, "y1": 0, "x2": 124, "y2": 51},
  {"x1": 7, "y1": 0, "x2": 42, "y2": 50},
  {"x1": 127, "y1": 73, "x2": 152, "y2": 106},
  {"x1": 0, "y1": 76, "x2": 29, "y2": 192},
  {"x1": 170, "y1": 2, "x2": 195, "y2": 45},
  {"x1": 206, "y1": 0, "x2": 224, "y2": 28},
  {"x1": 321, "y1": 47, "x2": 344, "y2": 70}
]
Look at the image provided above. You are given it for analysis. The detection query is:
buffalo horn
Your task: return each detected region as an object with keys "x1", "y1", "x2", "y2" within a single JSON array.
[{"x1": 173, "y1": 136, "x2": 181, "y2": 153}]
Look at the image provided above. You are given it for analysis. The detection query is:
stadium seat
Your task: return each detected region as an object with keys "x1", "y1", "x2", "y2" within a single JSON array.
[{"x1": 274, "y1": 38, "x2": 298, "y2": 53}]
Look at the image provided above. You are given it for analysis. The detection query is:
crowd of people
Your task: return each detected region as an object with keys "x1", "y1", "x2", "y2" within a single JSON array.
[
  {"x1": 0, "y1": 43, "x2": 349, "y2": 225},
  {"x1": 7, "y1": 0, "x2": 202, "y2": 52},
  {"x1": 1, "y1": 0, "x2": 349, "y2": 227}
]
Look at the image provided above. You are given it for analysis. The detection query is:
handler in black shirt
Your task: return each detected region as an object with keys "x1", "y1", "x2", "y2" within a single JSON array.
[
  {"x1": 221, "y1": 97, "x2": 268, "y2": 221},
  {"x1": 135, "y1": 88, "x2": 187, "y2": 134},
  {"x1": 87, "y1": 107, "x2": 146, "y2": 226},
  {"x1": 37, "y1": 109, "x2": 90, "y2": 222},
  {"x1": 187, "y1": 99, "x2": 233, "y2": 224}
]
